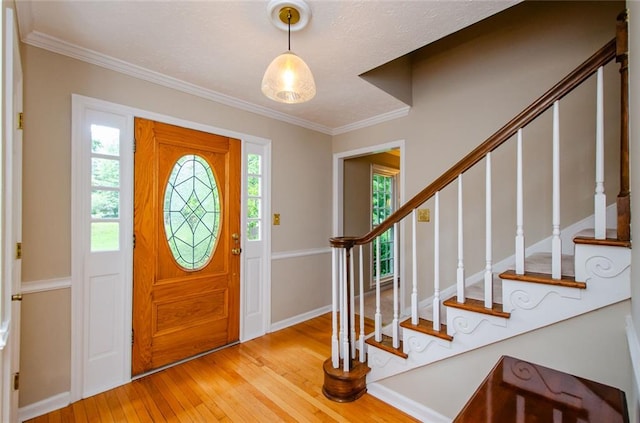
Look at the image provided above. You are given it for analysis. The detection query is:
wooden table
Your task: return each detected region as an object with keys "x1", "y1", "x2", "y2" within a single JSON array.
[{"x1": 454, "y1": 355, "x2": 629, "y2": 422}]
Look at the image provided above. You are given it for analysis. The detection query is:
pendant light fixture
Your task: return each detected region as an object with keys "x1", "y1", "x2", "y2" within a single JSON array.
[{"x1": 262, "y1": 0, "x2": 316, "y2": 104}]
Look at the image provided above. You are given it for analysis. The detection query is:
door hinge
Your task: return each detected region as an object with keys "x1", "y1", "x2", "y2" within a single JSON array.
[
  {"x1": 131, "y1": 329, "x2": 134, "y2": 346},
  {"x1": 133, "y1": 234, "x2": 136, "y2": 249},
  {"x1": 13, "y1": 372, "x2": 19, "y2": 390},
  {"x1": 11, "y1": 294, "x2": 22, "y2": 302},
  {"x1": 133, "y1": 139, "x2": 136, "y2": 153},
  {"x1": 17, "y1": 112, "x2": 23, "y2": 130},
  {"x1": 16, "y1": 242, "x2": 22, "y2": 259}
]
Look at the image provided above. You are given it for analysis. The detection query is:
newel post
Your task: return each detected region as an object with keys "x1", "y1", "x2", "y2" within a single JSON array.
[
  {"x1": 322, "y1": 237, "x2": 370, "y2": 402},
  {"x1": 616, "y1": 9, "x2": 631, "y2": 242}
]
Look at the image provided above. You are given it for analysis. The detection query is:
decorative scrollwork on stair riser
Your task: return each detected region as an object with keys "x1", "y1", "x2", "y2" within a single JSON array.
[
  {"x1": 452, "y1": 316, "x2": 482, "y2": 335},
  {"x1": 509, "y1": 290, "x2": 534, "y2": 310},
  {"x1": 508, "y1": 287, "x2": 582, "y2": 311},
  {"x1": 406, "y1": 335, "x2": 436, "y2": 354},
  {"x1": 370, "y1": 351, "x2": 393, "y2": 368},
  {"x1": 583, "y1": 255, "x2": 629, "y2": 279},
  {"x1": 509, "y1": 290, "x2": 558, "y2": 310}
]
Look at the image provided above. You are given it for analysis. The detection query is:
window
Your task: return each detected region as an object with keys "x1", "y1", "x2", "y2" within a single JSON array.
[
  {"x1": 163, "y1": 154, "x2": 221, "y2": 270},
  {"x1": 247, "y1": 153, "x2": 262, "y2": 241},
  {"x1": 90, "y1": 124, "x2": 121, "y2": 251},
  {"x1": 372, "y1": 165, "x2": 398, "y2": 280}
]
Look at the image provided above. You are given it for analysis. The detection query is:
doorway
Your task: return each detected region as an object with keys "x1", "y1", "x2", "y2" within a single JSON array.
[
  {"x1": 333, "y1": 141, "x2": 404, "y2": 321},
  {"x1": 132, "y1": 118, "x2": 241, "y2": 375},
  {"x1": 71, "y1": 95, "x2": 272, "y2": 401}
]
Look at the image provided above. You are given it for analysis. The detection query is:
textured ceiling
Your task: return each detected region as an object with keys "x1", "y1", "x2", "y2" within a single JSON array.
[{"x1": 15, "y1": 0, "x2": 520, "y2": 134}]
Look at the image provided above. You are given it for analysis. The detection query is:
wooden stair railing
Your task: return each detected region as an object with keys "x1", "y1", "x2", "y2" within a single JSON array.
[{"x1": 322, "y1": 11, "x2": 629, "y2": 403}]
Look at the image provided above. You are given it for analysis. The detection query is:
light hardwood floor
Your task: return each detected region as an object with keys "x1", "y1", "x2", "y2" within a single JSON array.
[{"x1": 26, "y1": 313, "x2": 419, "y2": 422}]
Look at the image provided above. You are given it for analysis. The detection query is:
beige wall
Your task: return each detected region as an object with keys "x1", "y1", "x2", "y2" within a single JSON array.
[
  {"x1": 271, "y1": 254, "x2": 331, "y2": 323},
  {"x1": 333, "y1": 1, "x2": 623, "y2": 301},
  {"x1": 19, "y1": 289, "x2": 70, "y2": 407},
  {"x1": 380, "y1": 300, "x2": 633, "y2": 419},
  {"x1": 20, "y1": 44, "x2": 332, "y2": 405}
]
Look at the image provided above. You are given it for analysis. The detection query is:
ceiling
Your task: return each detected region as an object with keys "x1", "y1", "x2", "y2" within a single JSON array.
[{"x1": 15, "y1": 0, "x2": 520, "y2": 135}]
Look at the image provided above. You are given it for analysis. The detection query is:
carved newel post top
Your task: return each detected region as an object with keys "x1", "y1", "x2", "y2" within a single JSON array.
[{"x1": 329, "y1": 236, "x2": 358, "y2": 249}]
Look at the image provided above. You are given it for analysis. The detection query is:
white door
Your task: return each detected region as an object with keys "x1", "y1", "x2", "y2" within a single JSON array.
[
  {"x1": 2, "y1": 7, "x2": 23, "y2": 422},
  {"x1": 241, "y1": 141, "x2": 271, "y2": 341},
  {"x1": 72, "y1": 105, "x2": 133, "y2": 398}
]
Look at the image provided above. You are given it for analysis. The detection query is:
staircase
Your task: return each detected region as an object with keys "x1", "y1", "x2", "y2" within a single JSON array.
[
  {"x1": 367, "y1": 226, "x2": 631, "y2": 382},
  {"x1": 322, "y1": 11, "x2": 631, "y2": 403}
]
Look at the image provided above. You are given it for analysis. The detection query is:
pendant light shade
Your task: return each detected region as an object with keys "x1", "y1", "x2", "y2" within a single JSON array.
[
  {"x1": 262, "y1": 1, "x2": 316, "y2": 104},
  {"x1": 261, "y1": 51, "x2": 316, "y2": 103}
]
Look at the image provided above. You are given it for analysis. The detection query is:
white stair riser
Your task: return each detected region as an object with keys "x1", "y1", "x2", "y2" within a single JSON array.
[{"x1": 366, "y1": 243, "x2": 631, "y2": 383}]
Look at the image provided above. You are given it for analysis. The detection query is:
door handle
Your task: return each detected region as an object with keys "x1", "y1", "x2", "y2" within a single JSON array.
[{"x1": 231, "y1": 248, "x2": 242, "y2": 255}]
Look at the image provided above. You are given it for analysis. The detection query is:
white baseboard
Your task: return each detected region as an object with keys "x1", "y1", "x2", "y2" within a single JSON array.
[
  {"x1": 626, "y1": 315, "x2": 640, "y2": 397},
  {"x1": 18, "y1": 391, "x2": 71, "y2": 422},
  {"x1": 270, "y1": 304, "x2": 332, "y2": 332},
  {"x1": 367, "y1": 382, "x2": 452, "y2": 423}
]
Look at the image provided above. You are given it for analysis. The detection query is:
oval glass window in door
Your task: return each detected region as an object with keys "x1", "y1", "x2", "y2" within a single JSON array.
[{"x1": 163, "y1": 154, "x2": 221, "y2": 270}]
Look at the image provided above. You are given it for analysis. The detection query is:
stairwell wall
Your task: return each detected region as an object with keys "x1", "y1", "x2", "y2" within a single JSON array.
[{"x1": 379, "y1": 300, "x2": 632, "y2": 419}]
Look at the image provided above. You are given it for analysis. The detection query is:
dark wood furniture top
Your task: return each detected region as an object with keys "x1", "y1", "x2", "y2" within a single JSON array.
[{"x1": 454, "y1": 355, "x2": 629, "y2": 423}]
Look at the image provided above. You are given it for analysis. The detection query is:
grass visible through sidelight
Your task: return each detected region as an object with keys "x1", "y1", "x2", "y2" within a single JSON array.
[{"x1": 91, "y1": 221, "x2": 119, "y2": 251}]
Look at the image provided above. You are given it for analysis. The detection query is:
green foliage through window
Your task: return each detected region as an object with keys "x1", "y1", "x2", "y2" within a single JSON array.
[
  {"x1": 372, "y1": 171, "x2": 395, "y2": 278},
  {"x1": 247, "y1": 154, "x2": 262, "y2": 241},
  {"x1": 90, "y1": 124, "x2": 121, "y2": 252}
]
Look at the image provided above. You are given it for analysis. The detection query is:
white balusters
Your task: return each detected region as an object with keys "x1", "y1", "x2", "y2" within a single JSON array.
[
  {"x1": 392, "y1": 223, "x2": 400, "y2": 349},
  {"x1": 594, "y1": 66, "x2": 606, "y2": 239},
  {"x1": 331, "y1": 248, "x2": 339, "y2": 368},
  {"x1": 338, "y1": 249, "x2": 344, "y2": 360},
  {"x1": 433, "y1": 192, "x2": 441, "y2": 330},
  {"x1": 515, "y1": 129, "x2": 525, "y2": 275},
  {"x1": 411, "y1": 210, "x2": 418, "y2": 325},
  {"x1": 552, "y1": 101, "x2": 562, "y2": 279},
  {"x1": 374, "y1": 237, "x2": 382, "y2": 342},
  {"x1": 485, "y1": 153, "x2": 493, "y2": 309},
  {"x1": 349, "y1": 249, "x2": 356, "y2": 359},
  {"x1": 342, "y1": 248, "x2": 350, "y2": 371},
  {"x1": 457, "y1": 174, "x2": 465, "y2": 302},
  {"x1": 326, "y1": 58, "x2": 611, "y2": 373},
  {"x1": 358, "y1": 245, "x2": 366, "y2": 362}
]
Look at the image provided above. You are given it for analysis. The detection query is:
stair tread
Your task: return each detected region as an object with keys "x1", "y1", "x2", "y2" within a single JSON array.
[
  {"x1": 500, "y1": 269, "x2": 586, "y2": 289},
  {"x1": 524, "y1": 252, "x2": 575, "y2": 277},
  {"x1": 400, "y1": 318, "x2": 453, "y2": 341},
  {"x1": 443, "y1": 296, "x2": 510, "y2": 318},
  {"x1": 574, "y1": 231, "x2": 631, "y2": 248},
  {"x1": 365, "y1": 334, "x2": 408, "y2": 359}
]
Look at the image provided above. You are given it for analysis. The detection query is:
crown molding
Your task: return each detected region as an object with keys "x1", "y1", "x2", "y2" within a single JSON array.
[
  {"x1": 332, "y1": 106, "x2": 411, "y2": 135},
  {"x1": 22, "y1": 30, "x2": 335, "y2": 135},
  {"x1": 21, "y1": 30, "x2": 411, "y2": 137}
]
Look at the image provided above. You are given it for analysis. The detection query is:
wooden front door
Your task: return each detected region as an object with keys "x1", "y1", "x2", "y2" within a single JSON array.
[{"x1": 132, "y1": 118, "x2": 241, "y2": 375}]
